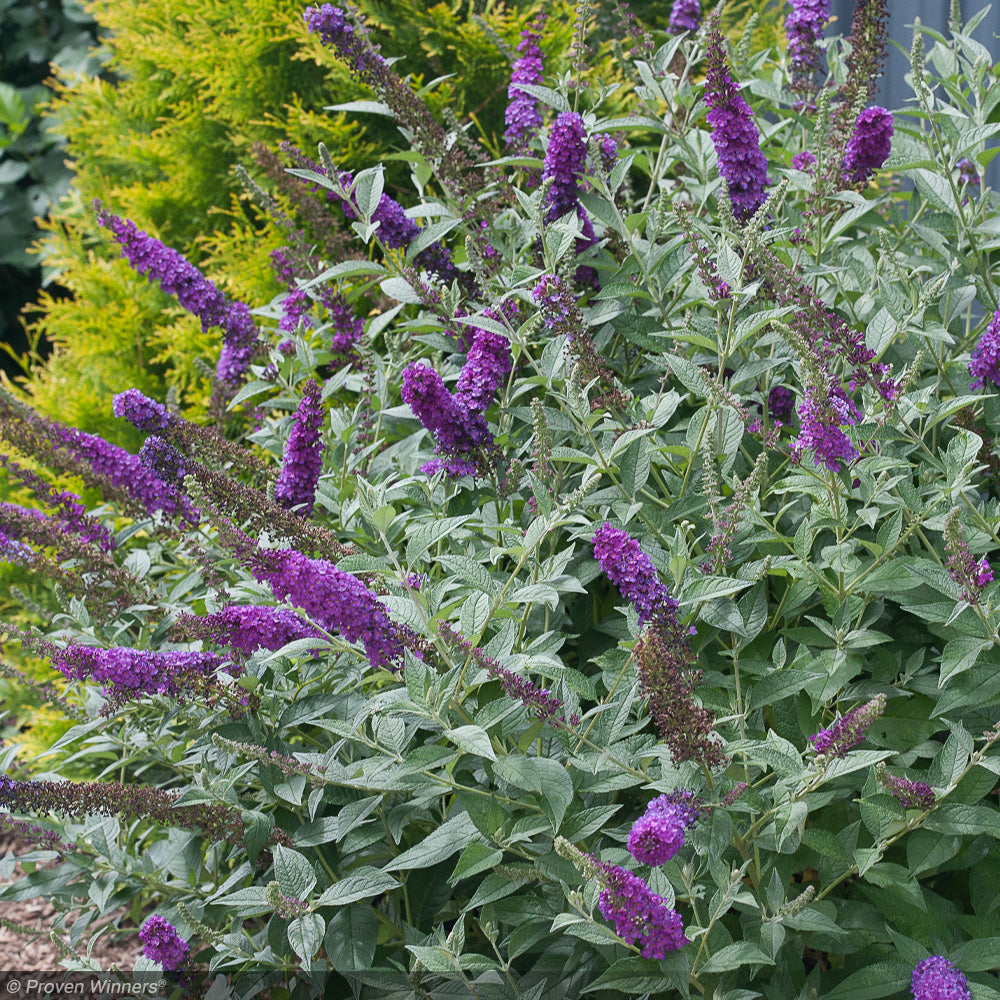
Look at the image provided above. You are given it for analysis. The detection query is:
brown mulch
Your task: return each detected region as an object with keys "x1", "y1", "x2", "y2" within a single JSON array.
[{"x1": 0, "y1": 835, "x2": 142, "y2": 975}]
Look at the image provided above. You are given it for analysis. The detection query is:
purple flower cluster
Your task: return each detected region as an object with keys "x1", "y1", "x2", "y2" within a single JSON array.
[
  {"x1": 275, "y1": 379, "x2": 325, "y2": 517},
  {"x1": 596, "y1": 863, "x2": 688, "y2": 958},
  {"x1": 793, "y1": 383, "x2": 859, "y2": 472},
  {"x1": 51, "y1": 644, "x2": 227, "y2": 709},
  {"x1": 592, "y1": 523, "x2": 677, "y2": 626},
  {"x1": 969, "y1": 307, "x2": 1000, "y2": 390},
  {"x1": 957, "y1": 157, "x2": 980, "y2": 187},
  {"x1": 792, "y1": 149, "x2": 816, "y2": 171},
  {"x1": 326, "y1": 292, "x2": 365, "y2": 354},
  {"x1": 504, "y1": 16, "x2": 546, "y2": 150},
  {"x1": 944, "y1": 507, "x2": 994, "y2": 604},
  {"x1": 454, "y1": 329, "x2": 512, "y2": 413},
  {"x1": 139, "y1": 436, "x2": 188, "y2": 485},
  {"x1": 704, "y1": 28, "x2": 769, "y2": 220},
  {"x1": 911, "y1": 956, "x2": 971, "y2": 1000},
  {"x1": 438, "y1": 623, "x2": 576, "y2": 725},
  {"x1": 303, "y1": 4, "x2": 382, "y2": 74},
  {"x1": 669, "y1": 0, "x2": 701, "y2": 33},
  {"x1": 251, "y1": 547, "x2": 403, "y2": 669},
  {"x1": 112, "y1": 389, "x2": 173, "y2": 433},
  {"x1": 94, "y1": 203, "x2": 259, "y2": 384},
  {"x1": 809, "y1": 693, "x2": 886, "y2": 758},
  {"x1": 767, "y1": 385, "x2": 794, "y2": 422},
  {"x1": 401, "y1": 363, "x2": 492, "y2": 476},
  {"x1": 627, "y1": 790, "x2": 701, "y2": 865},
  {"x1": 786, "y1": 0, "x2": 830, "y2": 80},
  {"x1": 173, "y1": 605, "x2": 327, "y2": 659},
  {"x1": 54, "y1": 423, "x2": 198, "y2": 525},
  {"x1": 139, "y1": 915, "x2": 190, "y2": 973},
  {"x1": 543, "y1": 111, "x2": 589, "y2": 223},
  {"x1": 278, "y1": 288, "x2": 313, "y2": 333},
  {"x1": 842, "y1": 106, "x2": 894, "y2": 184},
  {"x1": 878, "y1": 767, "x2": 935, "y2": 811}
]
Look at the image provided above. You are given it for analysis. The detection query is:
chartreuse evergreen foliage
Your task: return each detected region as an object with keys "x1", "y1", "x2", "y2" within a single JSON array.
[
  {"x1": 18, "y1": 0, "x2": 574, "y2": 443},
  {"x1": 4, "y1": 2, "x2": 1000, "y2": 998}
]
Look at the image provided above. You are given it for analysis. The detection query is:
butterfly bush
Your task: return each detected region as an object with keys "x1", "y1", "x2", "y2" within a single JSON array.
[{"x1": 4, "y1": 3, "x2": 1000, "y2": 997}]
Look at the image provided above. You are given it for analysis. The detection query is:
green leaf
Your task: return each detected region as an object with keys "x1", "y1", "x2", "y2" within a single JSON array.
[
  {"x1": 699, "y1": 941, "x2": 775, "y2": 974},
  {"x1": 493, "y1": 756, "x2": 573, "y2": 831},
  {"x1": 951, "y1": 937, "x2": 1000, "y2": 972},
  {"x1": 293, "y1": 816, "x2": 340, "y2": 848},
  {"x1": 940, "y1": 637, "x2": 989, "y2": 685},
  {"x1": 317, "y1": 867, "x2": 400, "y2": 907},
  {"x1": 582, "y1": 956, "x2": 690, "y2": 995},
  {"x1": 325, "y1": 904, "x2": 378, "y2": 972},
  {"x1": 824, "y1": 961, "x2": 914, "y2": 999},
  {"x1": 274, "y1": 845, "x2": 317, "y2": 900},
  {"x1": 444, "y1": 725, "x2": 496, "y2": 762},
  {"x1": 460, "y1": 591, "x2": 491, "y2": 636},
  {"x1": 911, "y1": 168, "x2": 956, "y2": 212},
  {"x1": 382, "y1": 812, "x2": 479, "y2": 871},
  {"x1": 215, "y1": 888, "x2": 271, "y2": 915},
  {"x1": 287, "y1": 913, "x2": 324, "y2": 963},
  {"x1": 450, "y1": 843, "x2": 503, "y2": 883},
  {"x1": 406, "y1": 515, "x2": 472, "y2": 563},
  {"x1": 923, "y1": 804, "x2": 1000, "y2": 838},
  {"x1": 325, "y1": 99, "x2": 394, "y2": 116}
]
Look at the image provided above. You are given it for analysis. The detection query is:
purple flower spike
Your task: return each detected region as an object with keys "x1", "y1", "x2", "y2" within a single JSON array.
[
  {"x1": 543, "y1": 112, "x2": 589, "y2": 223},
  {"x1": 969, "y1": 307, "x2": 1000, "y2": 390},
  {"x1": 842, "y1": 106, "x2": 894, "y2": 184},
  {"x1": 112, "y1": 389, "x2": 173, "y2": 433},
  {"x1": 504, "y1": 15, "x2": 546, "y2": 150},
  {"x1": 174, "y1": 605, "x2": 327, "y2": 659},
  {"x1": 275, "y1": 379, "x2": 325, "y2": 517},
  {"x1": 786, "y1": 0, "x2": 830, "y2": 81},
  {"x1": 139, "y1": 915, "x2": 190, "y2": 973},
  {"x1": 95, "y1": 203, "x2": 260, "y2": 383},
  {"x1": 911, "y1": 956, "x2": 971, "y2": 1000},
  {"x1": 253, "y1": 548, "x2": 404, "y2": 670},
  {"x1": 454, "y1": 328, "x2": 511, "y2": 413},
  {"x1": 794, "y1": 383, "x2": 859, "y2": 472},
  {"x1": 596, "y1": 863, "x2": 687, "y2": 958},
  {"x1": 52, "y1": 644, "x2": 227, "y2": 710},
  {"x1": 809, "y1": 693, "x2": 886, "y2": 758},
  {"x1": 627, "y1": 790, "x2": 701, "y2": 866},
  {"x1": 592, "y1": 523, "x2": 677, "y2": 626},
  {"x1": 401, "y1": 362, "x2": 491, "y2": 469},
  {"x1": 704, "y1": 28, "x2": 769, "y2": 220},
  {"x1": 303, "y1": 4, "x2": 382, "y2": 73},
  {"x1": 669, "y1": 0, "x2": 701, "y2": 33}
]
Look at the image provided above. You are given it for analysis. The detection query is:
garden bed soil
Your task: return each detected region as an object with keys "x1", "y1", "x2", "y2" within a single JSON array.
[{"x1": 0, "y1": 835, "x2": 141, "y2": 974}]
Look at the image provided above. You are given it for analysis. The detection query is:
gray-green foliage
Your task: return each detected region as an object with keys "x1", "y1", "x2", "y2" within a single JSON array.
[{"x1": 3, "y1": 6, "x2": 1000, "y2": 999}]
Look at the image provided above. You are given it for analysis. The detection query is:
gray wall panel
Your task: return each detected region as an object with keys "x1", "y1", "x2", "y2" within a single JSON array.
[{"x1": 828, "y1": 0, "x2": 1000, "y2": 187}]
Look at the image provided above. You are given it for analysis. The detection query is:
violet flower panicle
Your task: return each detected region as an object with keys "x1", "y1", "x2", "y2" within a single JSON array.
[
  {"x1": 669, "y1": 0, "x2": 701, "y2": 34},
  {"x1": 139, "y1": 915, "x2": 190, "y2": 973},
  {"x1": 274, "y1": 379, "x2": 325, "y2": 517},
  {"x1": 553, "y1": 837, "x2": 686, "y2": 959},
  {"x1": 841, "y1": 106, "x2": 894, "y2": 184},
  {"x1": 704, "y1": 24, "x2": 769, "y2": 221},
  {"x1": 591, "y1": 522, "x2": 676, "y2": 626},
  {"x1": 627, "y1": 790, "x2": 701, "y2": 866},
  {"x1": 786, "y1": 0, "x2": 830, "y2": 83},
  {"x1": 876, "y1": 765, "x2": 935, "y2": 811},
  {"x1": 969, "y1": 306, "x2": 1000, "y2": 390},
  {"x1": 943, "y1": 507, "x2": 993, "y2": 604},
  {"x1": 94, "y1": 203, "x2": 260, "y2": 384},
  {"x1": 809, "y1": 693, "x2": 886, "y2": 758},
  {"x1": 504, "y1": 14, "x2": 546, "y2": 150},
  {"x1": 172, "y1": 605, "x2": 327, "y2": 660},
  {"x1": 911, "y1": 956, "x2": 971, "y2": 1000}
]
